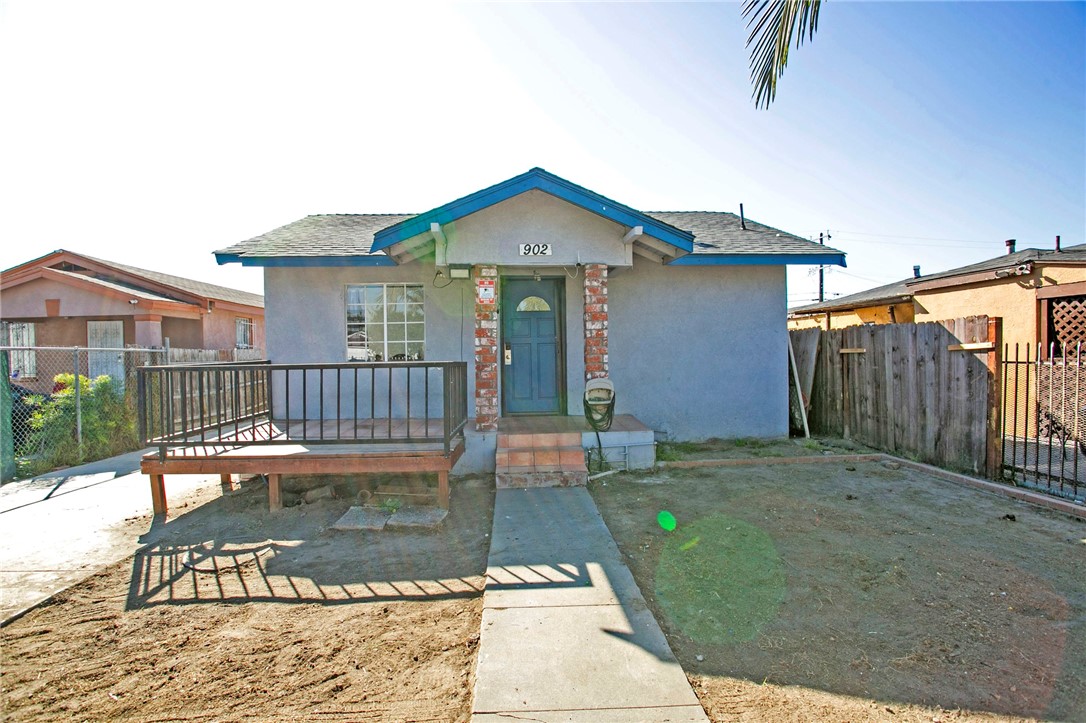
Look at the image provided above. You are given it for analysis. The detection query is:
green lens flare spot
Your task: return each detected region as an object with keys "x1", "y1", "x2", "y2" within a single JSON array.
[
  {"x1": 655, "y1": 515, "x2": 784, "y2": 645},
  {"x1": 657, "y1": 510, "x2": 677, "y2": 531}
]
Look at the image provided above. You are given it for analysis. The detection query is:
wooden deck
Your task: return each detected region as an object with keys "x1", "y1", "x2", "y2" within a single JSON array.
[{"x1": 141, "y1": 418, "x2": 464, "y2": 516}]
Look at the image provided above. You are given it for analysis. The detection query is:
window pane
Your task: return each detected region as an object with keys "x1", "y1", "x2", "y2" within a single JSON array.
[
  {"x1": 388, "y1": 342, "x2": 409, "y2": 361},
  {"x1": 406, "y1": 303, "x2": 424, "y2": 322},
  {"x1": 365, "y1": 286, "x2": 384, "y2": 304},
  {"x1": 347, "y1": 310, "x2": 365, "y2": 325},
  {"x1": 387, "y1": 305, "x2": 405, "y2": 323},
  {"x1": 366, "y1": 343, "x2": 385, "y2": 361},
  {"x1": 388, "y1": 324, "x2": 406, "y2": 342},
  {"x1": 347, "y1": 287, "x2": 365, "y2": 306},
  {"x1": 386, "y1": 286, "x2": 405, "y2": 305},
  {"x1": 365, "y1": 305, "x2": 384, "y2": 323},
  {"x1": 405, "y1": 286, "x2": 423, "y2": 304},
  {"x1": 347, "y1": 323, "x2": 367, "y2": 346},
  {"x1": 406, "y1": 342, "x2": 424, "y2": 361},
  {"x1": 516, "y1": 296, "x2": 551, "y2": 312},
  {"x1": 367, "y1": 324, "x2": 384, "y2": 342},
  {"x1": 406, "y1": 322, "x2": 424, "y2": 342}
]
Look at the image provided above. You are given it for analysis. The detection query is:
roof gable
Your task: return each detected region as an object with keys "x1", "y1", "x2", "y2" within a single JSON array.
[
  {"x1": 2, "y1": 250, "x2": 264, "y2": 308},
  {"x1": 370, "y1": 167, "x2": 694, "y2": 254}
]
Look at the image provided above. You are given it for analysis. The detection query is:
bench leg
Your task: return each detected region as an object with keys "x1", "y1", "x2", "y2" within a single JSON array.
[
  {"x1": 437, "y1": 470, "x2": 449, "y2": 510},
  {"x1": 267, "y1": 473, "x2": 283, "y2": 512},
  {"x1": 150, "y1": 474, "x2": 167, "y2": 516},
  {"x1": 220, "y1": 473, "x2": 236, "y2": 493}
]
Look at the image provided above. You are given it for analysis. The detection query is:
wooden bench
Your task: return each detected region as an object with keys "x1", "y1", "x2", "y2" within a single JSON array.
[{"x1": 140, "y1": 440, "x2": 465, "y2": 515}]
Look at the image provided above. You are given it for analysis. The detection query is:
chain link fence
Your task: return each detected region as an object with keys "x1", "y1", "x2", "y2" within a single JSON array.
[{"x1": 2, "y1": 346, "x2": 264, "y2": 480}]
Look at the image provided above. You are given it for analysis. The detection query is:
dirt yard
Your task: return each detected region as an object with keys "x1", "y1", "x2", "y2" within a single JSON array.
[
  {"x1": 1, "y1": 477, "x2": 495, "y2": 722},
  {"x1": 590, "y1": 454, "x2": 1086, "y2": 722}
]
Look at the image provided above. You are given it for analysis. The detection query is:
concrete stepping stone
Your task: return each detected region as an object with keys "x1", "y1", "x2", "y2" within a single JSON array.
[
  {"x1": 331, "y1": 506, "x2": 389, "y2": 531},
  {"x1": 386, "y1": 506, "x2": 448, "y2": 528}
]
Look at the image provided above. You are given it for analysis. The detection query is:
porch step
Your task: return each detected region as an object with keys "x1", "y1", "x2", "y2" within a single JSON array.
[{"x1": 495, "y1": 432, "x2": 588, "y2": 488}]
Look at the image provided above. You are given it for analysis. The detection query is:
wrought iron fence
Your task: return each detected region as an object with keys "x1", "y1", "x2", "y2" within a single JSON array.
[
  {"x1": 1, "y1": 346, "x2": 264, "y2": 479},
  {"x1": 1001, "y1": 343, "x2": 1086, "y2": 503},
  {"x1": 138, "y1": 361, "x2": 469, "y2": 458}
]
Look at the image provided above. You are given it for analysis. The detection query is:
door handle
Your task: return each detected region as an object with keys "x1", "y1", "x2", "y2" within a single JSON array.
[{"x1": 503, "y1": 343, "x2": 512, "y2": 366}]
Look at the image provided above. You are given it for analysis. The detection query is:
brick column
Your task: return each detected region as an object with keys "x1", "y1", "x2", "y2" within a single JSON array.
[
  {"x1": 474, "y1": 265, "x2": 499, "y2": 431},
  {"x1": 584, "y1": 264, "x2": 608, "y2": 380}
]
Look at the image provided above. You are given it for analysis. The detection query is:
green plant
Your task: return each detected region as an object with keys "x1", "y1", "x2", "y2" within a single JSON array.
[
  {"x1": 23, "y1": 373, "x2": 138, "y2": 475},
  {"x1": 380, "y1": 497, "x2": 403, "y2": 514},
  {"x1": 801, "y1": 439, "x2": 821, "y2": 451}
]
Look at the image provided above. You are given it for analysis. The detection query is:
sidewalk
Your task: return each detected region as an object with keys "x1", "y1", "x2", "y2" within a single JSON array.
[
  {"x1": 0, "y1": 450, "x2": 225, "y2": 623},
  {"x1": 472, "y1": 487, "x2": 708, "y2": 721}
]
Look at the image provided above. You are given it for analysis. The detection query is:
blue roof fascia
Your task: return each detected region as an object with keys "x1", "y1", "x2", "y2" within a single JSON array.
[
  {"x1": 668, "y1": 253, "x2": 847, "y2": 267},
  {"x1": 371, "y1": 168, "x2": 695, "y2": 254},
  {"x1": 215, "y1": 253, "x2": 397, "y2": 268}
]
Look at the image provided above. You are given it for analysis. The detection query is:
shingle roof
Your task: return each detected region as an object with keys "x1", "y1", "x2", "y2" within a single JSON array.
[
  {"x1": 646, "y1": 212, "x2": 835, "y2": 256},
  {"x1": 907, "y1": 243, "x2": 1086, "y2": 286},
  {"x1": 78, "y1": 253, "x2": 264, "y2": 307},
  {"x1": 217, "y1": 214, "x2": 414, "y2": 259},
  {"x1": 217, "y1": 211, "x2": 840, "y2": 261},
  {"x1": 790, "y1": 243, "x2": 1086, "y2": 314},
  {"x1": 790, "y1": 278, "x2": 914, "y2": 315},
  {"x1": 48, "y1": 268, "x2": 188, "y2": 304}
]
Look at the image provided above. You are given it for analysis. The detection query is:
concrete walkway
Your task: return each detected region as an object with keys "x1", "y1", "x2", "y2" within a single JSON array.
[
  {"x1": 472, "y1": 487, "x2": 708, "y2": 722},
  {"x1": 0, "y1": 450, "x2": 225, "y2": 623}
]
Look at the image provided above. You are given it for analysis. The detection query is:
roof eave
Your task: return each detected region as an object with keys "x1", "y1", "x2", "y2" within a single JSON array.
[
  {"x1": 371, "y1": 168, "x2": 695, "y2": 254},
  {"x1": 667, "y1": 252, "x2": 847, "y2": 267}
]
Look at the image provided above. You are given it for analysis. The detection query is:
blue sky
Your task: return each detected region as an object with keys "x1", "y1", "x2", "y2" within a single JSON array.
[{"x1": 0, "y1": 1, "x2": 1082, "y2": 306}]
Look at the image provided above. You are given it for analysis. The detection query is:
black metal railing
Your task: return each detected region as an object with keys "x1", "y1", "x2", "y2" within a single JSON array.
[
  {"x1": 138, "y1": 361, "x2": 469, "y2": 458},
  {"x1": 1001, "y1": 343, "x2": 1084, "y2": 501}
]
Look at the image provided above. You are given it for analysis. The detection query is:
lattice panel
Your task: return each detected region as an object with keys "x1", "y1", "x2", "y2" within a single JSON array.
[{"x1": 1052, "y1": 295, "x2": 1086, "y2": 352}]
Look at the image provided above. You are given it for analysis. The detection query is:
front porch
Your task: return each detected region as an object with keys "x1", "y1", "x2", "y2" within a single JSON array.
[{"x1": 137, "y1": 361, "x2": 468, "y2": 514}]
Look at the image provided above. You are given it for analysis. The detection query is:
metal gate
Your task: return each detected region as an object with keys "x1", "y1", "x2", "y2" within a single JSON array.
[{"x1": 1001, "y1": 343, "x2": 1086, "y2": 502}]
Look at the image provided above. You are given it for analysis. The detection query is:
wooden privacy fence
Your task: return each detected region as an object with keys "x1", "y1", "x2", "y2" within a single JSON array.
[{"x1": 791, "y1": 316, "x2": 1002, "y2": 477}]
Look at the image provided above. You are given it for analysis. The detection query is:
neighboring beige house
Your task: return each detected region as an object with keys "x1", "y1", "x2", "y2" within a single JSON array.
[
  {"x1": 1, "y1": 249, "x2": 265, "y2": 361},
  {"x1": 789, "y1": 240, "x2": 1086, "y2": 355}
]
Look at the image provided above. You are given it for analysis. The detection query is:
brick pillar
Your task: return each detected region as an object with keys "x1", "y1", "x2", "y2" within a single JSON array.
[
  {"x1": 584, "y1": 264, "x2": 608, "y2": 380},
  {"x1": 474, "y1": 265, "x2": 499, "y2": 431}
]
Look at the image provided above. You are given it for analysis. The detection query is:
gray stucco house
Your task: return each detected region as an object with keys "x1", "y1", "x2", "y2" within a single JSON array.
[{"x1": 215, "y1": 168, "x2": 845, "y2": 473}]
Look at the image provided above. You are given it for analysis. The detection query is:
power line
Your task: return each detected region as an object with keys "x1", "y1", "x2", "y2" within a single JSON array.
[{"x1": 829, "y1": 230, "x2": 992, "y2": 245}]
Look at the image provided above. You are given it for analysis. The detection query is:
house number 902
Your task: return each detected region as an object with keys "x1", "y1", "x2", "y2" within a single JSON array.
[{"x1": 519, "y1": 243, "x2": 552, "y2": 256}]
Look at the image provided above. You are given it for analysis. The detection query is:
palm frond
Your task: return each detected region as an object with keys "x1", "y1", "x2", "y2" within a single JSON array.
[{"x1": 743, "y1": 0, "x2": 821, "y2": 109}]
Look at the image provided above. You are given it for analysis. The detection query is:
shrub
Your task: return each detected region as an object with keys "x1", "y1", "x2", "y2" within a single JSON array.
[{"x1": 23, "y1": 373, "x2": 138, "y2": 474}]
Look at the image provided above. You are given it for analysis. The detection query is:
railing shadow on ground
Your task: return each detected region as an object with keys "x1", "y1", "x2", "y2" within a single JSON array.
[{"x1": 125, "y1": 478, "x2": 494, "y2": 611}]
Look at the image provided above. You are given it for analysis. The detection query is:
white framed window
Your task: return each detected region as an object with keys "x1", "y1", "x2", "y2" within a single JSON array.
[
  {"x1": 235, "y1": 317, "x2": 254, "y2": 349},
  {"x1": 346, "y1": 284, "x2": 424, "y2": 361},
  {"x1": 5, "y1": 322, "x2": 37, "y2": 379}
]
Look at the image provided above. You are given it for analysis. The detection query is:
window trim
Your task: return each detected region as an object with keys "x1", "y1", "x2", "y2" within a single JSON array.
[
  {"x1": 345, "y1": 283, "x2": 425, "y2": 361},
  {"x1": 5, "y1": 322, "x2": 37, "y2": 379},
  {"x1": 235, "y1": 317, "x2": 254, "y2": 349}
]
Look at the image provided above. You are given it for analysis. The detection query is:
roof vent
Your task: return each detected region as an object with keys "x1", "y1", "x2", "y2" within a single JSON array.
[
  {"x1": 1005, "y1": 239, "x2": 1016, "y2": 255},
  {"x1": 1056, "y1": 235, "x2": 1061, "y2": 252},
  {"x1": 913, "y1": 265, "x2": 921, "y2": 278}
]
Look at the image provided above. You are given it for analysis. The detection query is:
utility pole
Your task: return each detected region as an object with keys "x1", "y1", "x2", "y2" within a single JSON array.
[{"x1": 818, "y1": 232, "x2": 825, "y2": 303}]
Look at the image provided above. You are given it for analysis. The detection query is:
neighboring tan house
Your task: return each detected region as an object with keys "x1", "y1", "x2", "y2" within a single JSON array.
[
  {"x1": 1, "y1": 250, "x2": 265, "y2": 379},
  {"x1": 789, "y1": 240, "x2": 1086, "y2": 355},
  {"x1": 214, "y1": 167, "x2": 845, "y2": 471}
]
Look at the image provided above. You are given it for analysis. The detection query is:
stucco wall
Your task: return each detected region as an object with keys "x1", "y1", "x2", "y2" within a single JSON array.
[
  {"x1": 787, "y1": 302, "x2": 914, "y2": 331},
  {"x1": 1, "y1": 277, "x2": 140, "y2": 318},
  {"x1": 608, "y1": 263, "x2": 788, "y2": 440},
  {"x1": 200, "y1": 308, "x2": 266, "y2": 351},
  {"x1": 266, "y1": 260, "x2": 789, "y2": 441},
  {"x1": 445, "y1": 190, "x2": 632, "y2": 268},
  {"x1": 161, "y1": 318, "x2": 204, "y2": 348},
  {"x1": 914, "y1": 264, "x2": 1086, "y2": 350},
  {"x1": 265, "y1": 265, "x2": 475, "y2": 419}
]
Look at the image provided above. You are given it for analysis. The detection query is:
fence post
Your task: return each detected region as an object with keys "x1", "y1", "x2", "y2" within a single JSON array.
[
  {"x1": 73, "y1": 347, "x2": 83, "y2": 459},
  {"x1": 985, "y1": 317, "x2": 1004, "y2": 479}
]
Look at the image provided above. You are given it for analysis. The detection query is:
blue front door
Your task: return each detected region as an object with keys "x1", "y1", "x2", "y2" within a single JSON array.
[{"x1": 502, "y1": 278, "x2": 563, "y2": 415}]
